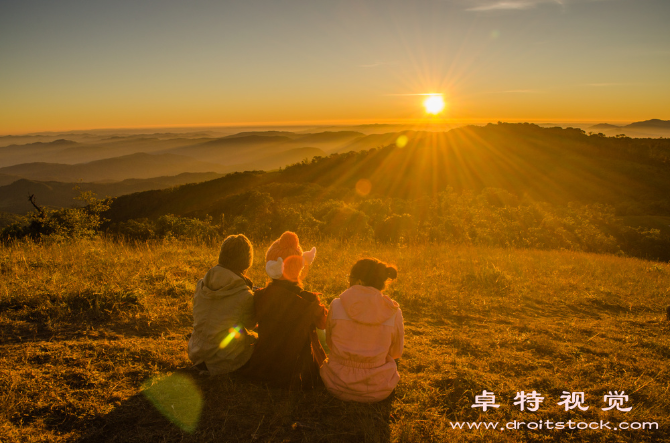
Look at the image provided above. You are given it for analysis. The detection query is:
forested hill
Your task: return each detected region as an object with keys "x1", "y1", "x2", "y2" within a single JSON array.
[{"x1": 104, "y1": 123, "x2": 670, "y2": 223}]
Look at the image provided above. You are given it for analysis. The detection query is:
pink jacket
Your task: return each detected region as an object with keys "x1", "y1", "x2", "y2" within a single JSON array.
[{"x1": 320, "y1": 285, "x2": 404, "y2": 402}]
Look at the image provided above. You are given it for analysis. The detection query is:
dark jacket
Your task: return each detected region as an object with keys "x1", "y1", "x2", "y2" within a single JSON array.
[{"x1": 242, "y1": 279, "x2": 327, "y2": 389}]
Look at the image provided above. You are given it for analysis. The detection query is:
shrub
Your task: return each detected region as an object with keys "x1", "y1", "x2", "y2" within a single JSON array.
[
  {"x1": 321, "y1": 206, "x2": 373, "y2": 239},
  {"x1": 357, "y1": 198, "x2": 391, "y2": 228},
  {"x1": 155, "y1": 214, "x2": 219, "y2": 241},
  {"x1": 375, "y1": 214, "x2": 414, "y2": 243},
  {"x1": 269, "y1": 205, "x2": 324, "y2": 240},
  {"x1": 111, "y1": 218, "x2": 157, "y2": 241},
  {"x1": 1, "y1": 190, "x2": 112, "y2": 243}
]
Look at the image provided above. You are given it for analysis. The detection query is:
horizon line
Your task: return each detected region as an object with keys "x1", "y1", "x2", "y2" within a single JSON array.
[{"x1": 1, "y1": 118, "x2": 655, "y2": 137}]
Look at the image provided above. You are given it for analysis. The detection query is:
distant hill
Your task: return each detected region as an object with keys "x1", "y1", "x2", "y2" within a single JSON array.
[
  {"x1": 0, "y1": 139, "x2": 79, "y2": 167},
  {"x1": 0, "y1": 146, "x2": 326, "y2": 214},
  {"x1": 0, "y1": 137, "x2": 211, "y2": 167},
  {"x1": 0, "y1": 136, "x2": 328, "y2": 184},
  {"x1": 333, "y1": 131, "x2": 416, "y2": 153},
  {"x1": 585, "y1": 120, "x2": 670, "y2": 138},
  {"x1": 103, "y1": 123, "x2": 670, "y2": 223},
  {"x1": 0, "y1": 129, "x2": 428, "y2": 172},
  {"x1": 225, "y1": 147, "x2": 325, "y2": 172},
  {"x1": 0, "y1": 173, "x2": 21, "y2": 186},
  {"x1": 625, "y1": 119, "x2": 670, "y2": 129},
  {"x1": 4, "y1": 123, "x2": 669, "y2": 185},
  {"x1": 309, "y1": 123, "x2": 419, "y2": 134},
  {"x1": 589, "y1": 123, "x2": 622, "y2": 130},
  {"x1": 162, "y1": 132, "x2": 352, "y2": 165},
  {"x1": 0, "y1": 172, "x2": 225, "y2": 214},
  {"x1": 222, "y1": 131, "x2": 303, "y2": 140},
  {"x1": 0, "y1": 134, "x2": 56, "y2": 148},
  {"x1": 163, "y1": 135, "x2": 295, "y2": 164},
  {"x1": 0, "y1": 153, "x2": 228, "y2": 182},
  {"x1": 53, "y1": 136, "x2": 210, "y2": 164},
  {"x1": 292, "y1": 131, "x2": 364, "y2": 147}
]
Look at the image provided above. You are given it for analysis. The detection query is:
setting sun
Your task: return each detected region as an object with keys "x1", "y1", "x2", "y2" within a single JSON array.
[{"x1": 423, "y1": 94, "x2": 445, "y2": 115}]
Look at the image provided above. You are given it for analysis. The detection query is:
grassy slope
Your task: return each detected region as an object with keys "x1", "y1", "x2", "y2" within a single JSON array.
[{"x1": 1, "y1": 239, "x2": 669, "y2": 442}]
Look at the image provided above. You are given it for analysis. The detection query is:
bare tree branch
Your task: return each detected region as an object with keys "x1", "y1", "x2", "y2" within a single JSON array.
[{"x1": 28, "y1": 194, "x2": 45, "y2": 217}]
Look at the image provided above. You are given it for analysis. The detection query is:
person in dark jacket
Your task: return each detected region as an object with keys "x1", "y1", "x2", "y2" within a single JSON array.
[{"x1": 241, "y1": 231, "x2": 327, "y2": 389}]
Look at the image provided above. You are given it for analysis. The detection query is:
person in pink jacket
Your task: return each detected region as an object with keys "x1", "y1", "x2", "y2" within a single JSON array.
[{"x1": 320, "y1": 258, "x2": 404, "y2": 402}]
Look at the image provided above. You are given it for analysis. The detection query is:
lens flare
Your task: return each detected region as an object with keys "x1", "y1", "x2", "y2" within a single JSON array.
[
  {"x1": 355, "y1": 179, "x2": 372, "y2": 196},
  {"x1": 317, "y1": 328, "x2": 329, "y2": 353},
  {"x1": 142, "y1": 373, "x2": 203, "y2": 433},
  {"x1": 396, "y1": 135, "x2": 408, "y2": 148},
  {"x1": 219, "y1": 326, "x2": 242, "y2": 349},
  {"x1": 423, "y1": 95, "x2": 445, "y2": 115}
]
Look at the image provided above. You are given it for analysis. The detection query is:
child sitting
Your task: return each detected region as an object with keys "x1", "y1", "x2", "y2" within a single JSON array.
[
  {"x1": 241, "y1": 231, "x2": 327, "y2": 389},
  {"x1": 320, "y1": 258, "x2": 404, "y2": 402},
  {"x1": 188, "y1": 234, "x2": 257, "y2": 375}
]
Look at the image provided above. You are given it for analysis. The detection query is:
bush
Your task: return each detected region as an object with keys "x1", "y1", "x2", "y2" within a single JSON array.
[
  {"x1": 269, "y1": 205, "x2": 324, "y2": 240},
  {"x1": 357, "y1": 198, "x2": 391, "y2": 228},
  {"x1": 321, "y1": 206, "x2": 373, "y2": 239},
  {"x1": 89, "y1": 186, "x2": 670, "y2": 262},
  {"x1": 155, "y1": 215, "x2": 219, "y2": 241},
  {"x1": 111, "y1": 218, "x2": 157, "y2": 241},
  {"x1": 1, "y1": 190, "x2": 112, "y2": 243},
  {"x1": 375, "y1": 214, "x2": 414, "y2": 243}
]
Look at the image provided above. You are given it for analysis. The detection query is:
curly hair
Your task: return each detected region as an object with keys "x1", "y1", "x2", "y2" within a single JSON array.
[{"x1": 349, "y1": 257, "x2": 398, "y2": 290}]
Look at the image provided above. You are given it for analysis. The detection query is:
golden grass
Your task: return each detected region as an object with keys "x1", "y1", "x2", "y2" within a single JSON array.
[{"x1": 1, "y1": 238, "x2": 669, "y2": 442}]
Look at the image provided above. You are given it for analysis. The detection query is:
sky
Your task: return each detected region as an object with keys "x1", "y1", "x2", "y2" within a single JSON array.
[{"x1": 1, "y1": 0, "x2": 669, "y2": 134}]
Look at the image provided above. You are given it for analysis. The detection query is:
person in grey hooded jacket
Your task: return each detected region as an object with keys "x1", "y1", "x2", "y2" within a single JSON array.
[{"x1": 188, "y1": 234, "x2": 257, "y2": 375}]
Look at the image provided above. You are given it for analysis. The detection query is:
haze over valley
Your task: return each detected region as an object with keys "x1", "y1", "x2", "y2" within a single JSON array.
[{"x1": 1, "y1": 119, "x2": 668, "y2": 215}]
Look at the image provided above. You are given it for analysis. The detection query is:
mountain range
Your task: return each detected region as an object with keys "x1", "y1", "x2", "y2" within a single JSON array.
[
  {"x1": 3, "y1": 121, "x2": 669, "y2": 216},
  {"x1": 101, "y1": 123, "x2": 670, "y2": 224},
  {"x1": 588, "y1": 119, "x2": 670, "y2": 137},
  {"x1": 0, "y1": 173, "x2": 225, "y2": 214}
]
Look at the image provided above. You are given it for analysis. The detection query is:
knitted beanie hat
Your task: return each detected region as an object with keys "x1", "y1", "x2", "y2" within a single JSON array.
[{"x1": 265, "y1": 231, "x2": 316, "y2": 282}]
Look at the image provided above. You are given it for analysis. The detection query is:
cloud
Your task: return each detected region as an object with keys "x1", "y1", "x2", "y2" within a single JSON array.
[{"x1": 466, "y1": 0, "x2": 564, "y2": 11}]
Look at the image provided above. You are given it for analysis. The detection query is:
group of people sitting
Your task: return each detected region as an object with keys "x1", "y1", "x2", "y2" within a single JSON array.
[{"x1": 187, "y1": 231, "x2": 404, "y2": 403}]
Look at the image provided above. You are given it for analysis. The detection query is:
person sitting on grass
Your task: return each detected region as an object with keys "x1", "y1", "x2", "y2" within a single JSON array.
[
  {"x1": 188, "y1": 234, "x2": 257, "y2": 375},
  {"x1": 320, "y1": 258, "x2": 404, "y2": 402},
  {"x1": 240, "y1": 231, "x2": 327, "y2": 389}
]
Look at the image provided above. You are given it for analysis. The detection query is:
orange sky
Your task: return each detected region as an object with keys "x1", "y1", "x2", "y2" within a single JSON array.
[{"x1": 1, "y1": 0, "x2": 669, "y2": 135}]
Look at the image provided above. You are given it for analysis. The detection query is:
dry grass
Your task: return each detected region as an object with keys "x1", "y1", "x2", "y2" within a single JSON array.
[{"x1": 1, "y1": 238, "x2": 669, "y2": 442}]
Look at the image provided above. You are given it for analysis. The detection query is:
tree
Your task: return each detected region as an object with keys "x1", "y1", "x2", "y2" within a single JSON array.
[{"x1": 1, "y1": 189, "x2": 113, "y2": 243}]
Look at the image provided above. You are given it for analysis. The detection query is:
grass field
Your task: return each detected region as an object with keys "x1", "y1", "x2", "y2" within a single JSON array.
[{"x1": 1, "y1": 238, "x2": 669, "y2": 442}]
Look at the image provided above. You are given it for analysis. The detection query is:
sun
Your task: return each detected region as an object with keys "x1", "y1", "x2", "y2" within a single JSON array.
[{"x1": 423, "y1": 94, "x2": 445, "y2": 115}]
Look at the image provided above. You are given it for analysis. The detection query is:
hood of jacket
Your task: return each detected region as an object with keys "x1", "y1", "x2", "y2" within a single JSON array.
[
  {"x1": 200, "y1": 266, "x2": 249, "y2": 298},
  {"x1": 339, "y1": 285, "x2": 399, "y2": 325}
]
